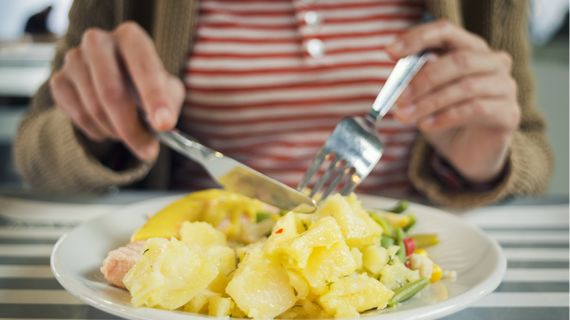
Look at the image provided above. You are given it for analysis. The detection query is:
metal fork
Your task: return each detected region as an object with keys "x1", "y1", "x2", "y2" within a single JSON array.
[{"x1": 297, "y1": 51, "x2": 430, "y2": 200}]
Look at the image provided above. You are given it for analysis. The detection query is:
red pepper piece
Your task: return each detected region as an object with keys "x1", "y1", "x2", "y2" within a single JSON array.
[
  {"x1": 403, "y1": 237, "x2": 415, "y2": 256},
  {"x1": 275, "y1": 228, "x2": 284, "y2": 234}
]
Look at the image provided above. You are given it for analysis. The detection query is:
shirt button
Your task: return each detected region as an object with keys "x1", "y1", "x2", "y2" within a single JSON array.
[
  {"x1": 303, "y1": 11, "x2": 321, "y2": 25},
  {"x1": 305, "y1": 39, "x2": 325, "y2": 58}
]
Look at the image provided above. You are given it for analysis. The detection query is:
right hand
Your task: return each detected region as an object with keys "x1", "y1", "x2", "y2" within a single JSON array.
[{"x1": 50, "y1": 22, "x2": 185, "y2": 161}]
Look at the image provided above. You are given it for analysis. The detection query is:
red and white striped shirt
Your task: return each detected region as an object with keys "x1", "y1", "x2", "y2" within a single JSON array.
[{"x1": 173, "y1": 0, "x2": 425, "y2": 196}]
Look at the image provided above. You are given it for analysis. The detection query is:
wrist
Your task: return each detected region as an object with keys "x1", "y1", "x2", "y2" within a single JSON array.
[{"x1": 430, "y1": 151, "x2": 509, "y2": 191}]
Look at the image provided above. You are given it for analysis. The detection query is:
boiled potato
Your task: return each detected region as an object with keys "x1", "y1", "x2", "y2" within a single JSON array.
[
  {"x1": 123, "y1": 238, "x2": 218, "y2": 310},
  {"x1": 226, "y1": 247, "x2": 296, "y2": 319},
  {"x1": 362, "y1": 245, "x2": 389, "y2": 276},
  {"x1": 180, "y1": 221, "x2": 227, "y2": 247},
  {"x1": 318, "y1": 273, "x2": 394, "y2": 317},
  {"x1": 302, "y1": 242, "x2": 357, "y2": 295},
  {"x1": 380, "y1": 261, "x2": 421, "y2": 290},
  {"x1": 285, "y1": 217, "x2": 344, "y2": 269},
  {"x1": 316, "y1": 194, "x2": 382, "y2": 247}
]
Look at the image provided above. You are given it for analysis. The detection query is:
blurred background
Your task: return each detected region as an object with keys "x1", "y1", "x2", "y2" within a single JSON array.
[{"x1": 0, "y1": 0, "x2": 568, "y2": 196}]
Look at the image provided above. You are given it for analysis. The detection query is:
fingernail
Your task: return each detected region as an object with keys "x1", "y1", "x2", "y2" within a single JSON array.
[{"x1": 153, "y1": 106, "x2": 172, "y2": 129}]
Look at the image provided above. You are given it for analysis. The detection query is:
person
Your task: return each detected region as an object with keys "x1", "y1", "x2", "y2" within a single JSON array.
[{"x1": 13, "y1": 0, "x2": 553, "y2": 208}]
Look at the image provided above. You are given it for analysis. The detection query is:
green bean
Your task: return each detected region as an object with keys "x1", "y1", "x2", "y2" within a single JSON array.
[
  {"x1": 394, "y1": 227, "x2": 406, "y2": 262},
  {"x1": 371, "y1": 213, "x2": 394, "y2": 237},
  {"x1": 389, "y1": 278, "x2": 429, "y2": 307},
  {"x1": 255, "y1": 212, "x2": 272, "y2": 223},
  {"x1": 387, "y1": 200, "x2": 409, "y2": 214},
  {"x1": 395, "y1": 227, "x2": 405, "y2": 242},
  {"x1": 381, "y1": 235, "x2": 394, "y2": 249}
]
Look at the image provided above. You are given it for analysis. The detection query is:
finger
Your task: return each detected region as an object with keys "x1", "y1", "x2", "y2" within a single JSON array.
[
  {"x1": 417, "y1": 97, "x2": 521, "y2": 133},
  {"x1": 387, "y1": 19, "x2": 489, "y2": 58},
  {"x1": 112, "y1": 22, "x2": 175, "y2": 131},
  {"x1": 81, "y1": 27, "x2": 158, "y2": 161},
  {"x1": 62, "y1": 48, "x2": 117, "y2": 138},
  {"x1": 50, "y1": 72, "x2": 106, "y2": 142},
  {"x1": 395, "y1": 73, "x2": 517, "y2": 124},
  {"x1": 165, "y1": 75, "x2": 186, "y2": 122},
  {"x1": 398, "y1": 50, "x2": 512, "y2": 104}
]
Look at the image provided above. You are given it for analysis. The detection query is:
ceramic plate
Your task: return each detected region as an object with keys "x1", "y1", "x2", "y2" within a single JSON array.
[{"x1": 51, "y1": 194, "x2": 506, "y2": 320}]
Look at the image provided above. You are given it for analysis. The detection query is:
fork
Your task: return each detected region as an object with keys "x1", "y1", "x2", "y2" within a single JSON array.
[{"x1": 297, "y1": 51, "x2": 431, "y2": 200}]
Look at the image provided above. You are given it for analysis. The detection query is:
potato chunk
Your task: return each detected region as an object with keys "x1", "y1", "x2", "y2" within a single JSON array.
[
  {"x1": 302, "y1": 242, "x2": 357, "y2": 294},
  {"x1": 226, "y1": 248, "x2": 296, "y2": 319},
  {"x1": 180, "y1": 221, "x2": 227, "y2": 247},
  {"x1": 318, "y1": 273, "x2": 394, "y2": 317},
  {"x1": 123, "y1": 238, "x2": 218, "y2": 310},
  {"x1": 316, "y1": 194, "x2": 382, "y2": 247}
]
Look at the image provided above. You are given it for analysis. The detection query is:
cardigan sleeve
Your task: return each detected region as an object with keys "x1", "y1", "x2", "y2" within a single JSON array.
[
  {"x1": 408, "y1": 0, "x2": 554, "y2": 208},
  {"x1": 12, "y1": 0, "x2": 153, "y2": 192}
]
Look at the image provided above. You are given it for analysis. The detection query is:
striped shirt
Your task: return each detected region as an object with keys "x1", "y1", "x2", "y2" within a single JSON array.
[{"x1": 173, "y1": 0, "x2": 425, "y2": 196}]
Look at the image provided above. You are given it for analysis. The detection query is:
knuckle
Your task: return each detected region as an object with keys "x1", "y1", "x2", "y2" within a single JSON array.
[
  {"x1": 99, "y1": 83, "x2": 125, "y2": 106},
  {"x1": 511, "y1": 107, "x2": 521, "y2": 128},
  {"x1": 50, "y1": 71, "x2": 65, "y2": 89},
  {"x1": 451, "y1": 51, "x2": 470, "y2": 70},
  {"x1": 436, "y1": 19, "x2": 454, "y2": 33},
  {"x1": 82, "y1": 27, "x2": 106, "y2": 48},
  {"x1": 498, "y1": 51, "x2": 513, "y2": 69},
  {"x1": 63, "y1": 48, "x2": 81, "y2": 67},
  {"x1": 507, "y1": 77, "x2": 517, "y2": 94},
  {"x1": 114, "y1": 21, "x2": 143, "y2": 41}
]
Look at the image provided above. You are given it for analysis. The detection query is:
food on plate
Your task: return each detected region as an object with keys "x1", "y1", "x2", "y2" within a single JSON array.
[{"x1": 100, "y1": 189, "x2": 455, "y2": 318}]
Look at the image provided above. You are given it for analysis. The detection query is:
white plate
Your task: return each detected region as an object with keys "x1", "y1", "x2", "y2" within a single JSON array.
[{"x1": 51, "y1": 194, "x2": 506, "y2": 320}]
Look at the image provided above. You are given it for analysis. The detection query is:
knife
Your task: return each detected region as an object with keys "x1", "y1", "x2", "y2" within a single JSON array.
[{"x1": 156, "y1": 129, "x2": 317, "y2": 213}]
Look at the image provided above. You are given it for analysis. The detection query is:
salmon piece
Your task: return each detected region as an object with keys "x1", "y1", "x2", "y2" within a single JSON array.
[{"x1": 100, "y1": 241, "x2": 145, "y2": 289}]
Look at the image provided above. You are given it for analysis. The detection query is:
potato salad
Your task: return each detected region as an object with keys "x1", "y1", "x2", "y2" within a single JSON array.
[{"x1": 104, "y1": 189, "x2": 454, "y2": 319}]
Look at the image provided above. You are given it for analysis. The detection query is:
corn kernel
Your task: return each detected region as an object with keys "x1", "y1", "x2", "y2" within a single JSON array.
[
  {"x1": 431, "y1": 264, "x2": 442, "y2": 283},
  {"x1": 414, "y1": 248, "x2": 427, "y2": 256}
]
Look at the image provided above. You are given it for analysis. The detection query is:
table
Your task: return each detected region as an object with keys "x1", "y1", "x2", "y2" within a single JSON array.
[{"x1": 0, "y1": 192, "x2": 568, "y2": 319}]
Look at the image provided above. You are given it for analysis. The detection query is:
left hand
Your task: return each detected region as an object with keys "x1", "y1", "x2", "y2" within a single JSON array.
[{"x1": 388, "y1": 20, "x2": 521, "y2": 184}]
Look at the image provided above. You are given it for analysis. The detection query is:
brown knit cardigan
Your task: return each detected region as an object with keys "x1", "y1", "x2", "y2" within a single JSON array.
[{"x1": 13, "y1": 0, "x2": 553, "y2": 208}]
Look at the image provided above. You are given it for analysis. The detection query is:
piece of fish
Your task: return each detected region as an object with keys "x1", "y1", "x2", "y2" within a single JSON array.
[{"x1": 100, "y1": 241, "x2": 145, "y2": 288}]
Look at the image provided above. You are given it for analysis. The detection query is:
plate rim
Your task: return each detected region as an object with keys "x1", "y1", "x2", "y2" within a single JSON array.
[{"x1": 51, "y1": 194, "x2": 507, "y2": 320}]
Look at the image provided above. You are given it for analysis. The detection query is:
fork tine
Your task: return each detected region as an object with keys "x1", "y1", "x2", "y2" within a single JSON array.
[
  {"x1": 309, "y1": 156, "x2": 339, "y2": 198},
  {"x1": 320, "y1": 162, "x2": 350, "y2": 200},
  {"x1": 340, "y1": 172, "x2": 360, "y2": 195},
  {"x1": 297, "y1": 148, "x2": 327, "y2": 191}
]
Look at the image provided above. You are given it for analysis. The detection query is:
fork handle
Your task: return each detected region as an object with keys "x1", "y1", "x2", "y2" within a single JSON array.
[{"x1": 367, "y1": 51, "x2": 431, "y2": 122}]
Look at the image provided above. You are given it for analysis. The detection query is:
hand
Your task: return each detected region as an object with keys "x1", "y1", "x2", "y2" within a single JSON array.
[
  {"x1": 388, "y1": 20, "x2": 520, "y2": 183},
  {"x1": 50, "y1": 22, "x2": 185, "y2": 161}
]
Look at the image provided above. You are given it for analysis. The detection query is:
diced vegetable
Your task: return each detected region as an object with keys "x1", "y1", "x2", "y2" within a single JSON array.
[
  {"x1": 431, "y1": 264, "x2": 442, "y2": 283},
  {"x1": 386, "y1": 200, "x2": 409, "y2": 214},
  {"x1": 371, "y1": 214, "x2": 394, "y2": 237},
  {"x1": 255, "y1": 212, "x2": 272, "y2": 223},
  {"x1": 411, "y1": 234, "x2": 440, "y2": 248},
  {"x1": 394, "y1": 228, "x2": 406, "y2": 263},
  {"x1": 403, "y1": 237, "x2": 415, "y2": 257},
  {"x1": 403, "y1": 214, "x2": 416, "y2": 232},
  {"x1": 388, "y1": 278, "x2": 429, "y2": 307},
  {"x1": 381, "y1": 235, "x2": 394, "y2": 249}
]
